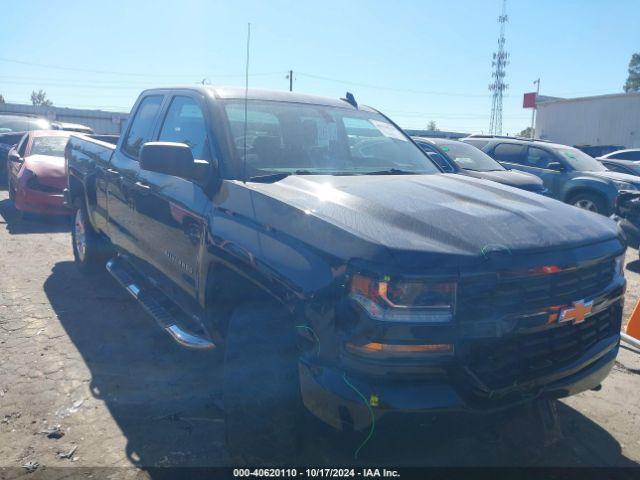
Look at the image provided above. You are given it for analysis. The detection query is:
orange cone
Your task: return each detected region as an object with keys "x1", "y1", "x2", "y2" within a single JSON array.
[{"x1": 626, "y1": 298, "x2": 640, "y2": 340}]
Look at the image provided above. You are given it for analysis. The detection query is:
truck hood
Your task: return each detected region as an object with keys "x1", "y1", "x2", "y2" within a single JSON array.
[
  {"x1": 248, "y1": 173, "x2": 621, "y2": 271},
  {"x1": 23, "y1": 154, "x2": 66, "y2": 189},
  {"x1": 460, "y1": 169, "x2": 545, "y2": 192}
]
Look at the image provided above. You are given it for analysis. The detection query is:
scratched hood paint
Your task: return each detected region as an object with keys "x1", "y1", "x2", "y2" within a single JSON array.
[{"x1": 247, "y1": 174, "x2": 621, "y2": 271}]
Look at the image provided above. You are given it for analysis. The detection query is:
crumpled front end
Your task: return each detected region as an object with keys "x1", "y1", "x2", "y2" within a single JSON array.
[{"x1": 297, "y1": 238, "x2": 625, "y2": 431}]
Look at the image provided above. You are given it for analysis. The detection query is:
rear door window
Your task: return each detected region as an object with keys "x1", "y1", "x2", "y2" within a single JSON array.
[
  {"x1": 122, "y1": 95, "x2": 163, "y2": 158},
  {"x1": 492, "y1": 143, "x2": 526, "y2": 164}
]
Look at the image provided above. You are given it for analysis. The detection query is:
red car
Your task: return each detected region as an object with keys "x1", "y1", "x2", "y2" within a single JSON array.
[{"x1": 7, "y1": 130, "x2": 73, "y2": 216}]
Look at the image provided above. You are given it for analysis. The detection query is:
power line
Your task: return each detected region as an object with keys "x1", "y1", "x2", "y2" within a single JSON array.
[
  {"x1": 0, "y1": 56, "x2": 284, "y2": 78},
  {"x1": 297, "y1": 72, "x2": 491, "y2": 98},
  {"x1": 384, "y1": 109, "x2": 528, "y2": 119}
]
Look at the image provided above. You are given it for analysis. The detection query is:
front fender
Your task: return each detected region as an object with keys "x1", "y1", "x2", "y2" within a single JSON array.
[
  {"x1": 561, "y1": 177, "x2": 617, "y2": 206},
  {"x1": 198, "y1": 182, "x2": 346, "y2": 309}
]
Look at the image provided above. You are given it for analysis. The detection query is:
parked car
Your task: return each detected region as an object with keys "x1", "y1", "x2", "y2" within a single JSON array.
[
  {"x1": 597, "y1": 158, "x2": 640, "y2": 177},
  {"x1": 412, "y1": 136, "x2": 546, "y2": 194},
  {"x1": 0, "y1": 113, "x2": 52, "y2": 183},
  {"x1": 66, "y1": 86, "x2": 625, "y2": 462},
  {"x1": 599, "y1": 149, "x2": 640, "y2": 161},
  {"x1": 462, "y1": 136, "x2": 640, "y2": 215},
  {"x1": 51, "y1": 121, "x2": 94, "y2": 134},
  {"x1": 7, "y1": 130, "x2": 73, "y2": 216},
  {"x1": 576, "y1": 145, "x2": 625, "y2": 158}
]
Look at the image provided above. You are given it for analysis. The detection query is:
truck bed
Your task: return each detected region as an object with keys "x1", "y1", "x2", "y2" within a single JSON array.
[{"x1": 66, "y1": 134, "x2": 117, "y2": 179}]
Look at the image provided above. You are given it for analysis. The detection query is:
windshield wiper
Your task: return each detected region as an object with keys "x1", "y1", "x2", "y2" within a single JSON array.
[
  {"x1": 248, "y1": 170, "x2": 325, "y2": 182},
  {"x1": 364, "y1": 168, "x2": 421, "y2": 175},
  {"x1": 464, "y1": 168, "x2": 503, "y2": 172}
]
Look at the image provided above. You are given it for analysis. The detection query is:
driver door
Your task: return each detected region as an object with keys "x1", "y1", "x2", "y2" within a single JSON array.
[
  {"x1": 134, "y1": 94, "x2": 213, "y2": 301},
  {"x1": 522, "y1": 146, "x2": 565, "y2": 197}
]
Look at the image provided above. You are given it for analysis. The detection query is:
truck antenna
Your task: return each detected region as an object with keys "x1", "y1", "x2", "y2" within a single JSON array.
[{"x1": 242, "y1": 22, "x2": 251, "y2": 183}]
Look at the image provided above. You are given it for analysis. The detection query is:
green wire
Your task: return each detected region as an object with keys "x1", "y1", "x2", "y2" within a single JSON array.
[{"x1": 342, "y1": 372, "x2": 375, "y2": 460}]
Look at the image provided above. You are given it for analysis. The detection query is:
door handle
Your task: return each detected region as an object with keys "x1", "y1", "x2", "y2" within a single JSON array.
[
  {"x1": 106, "y1": 168, "x2": 120, "y2": 176},
  {"x1": 134, "y1": 180, "x2": 151, "y2": 191}
]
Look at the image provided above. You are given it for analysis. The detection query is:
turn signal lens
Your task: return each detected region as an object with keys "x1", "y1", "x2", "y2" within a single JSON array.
[{"x1": 346, "y1": 342, "x2": 453, "y2": 355}]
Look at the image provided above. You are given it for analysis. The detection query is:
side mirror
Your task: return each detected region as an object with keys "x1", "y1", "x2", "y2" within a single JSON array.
[
  {"x1": 8, "y1": 148, "x2": 22, "y2": 163},
  {"x1": 140, "y1": 142, "x2": 195, "y2": 179},
  {"x1": 547, "y1": 161, "x2": 564, "y2": 172}
]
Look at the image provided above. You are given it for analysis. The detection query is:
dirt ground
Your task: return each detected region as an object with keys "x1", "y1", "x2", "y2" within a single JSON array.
[{"x1": 1, "y1": 189, "x2": 640, "y2": 477}]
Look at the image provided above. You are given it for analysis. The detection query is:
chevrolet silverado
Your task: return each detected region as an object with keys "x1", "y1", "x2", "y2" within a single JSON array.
[{"x1": 65, "y1": 86, "x2": 626, "y2": 462}]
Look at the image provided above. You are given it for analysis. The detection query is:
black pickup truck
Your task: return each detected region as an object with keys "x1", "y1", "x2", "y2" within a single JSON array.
[{"x1": 65, "y1": 86, "x2": 626, "y2": 461}]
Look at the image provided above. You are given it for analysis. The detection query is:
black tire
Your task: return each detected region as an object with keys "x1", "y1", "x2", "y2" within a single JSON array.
[
  {"x1": 8, "y1": 179, "x2": 15, "y2": 202},
  {"x1": 0, "y1": 161, "x2": 7, "y2": 187},
  {"x1": 71, "y1": 200, "x2": 112, "y2": 274},
  {"x1": 568, "y1": 192, "x2": 608, "y2": 215},
  {"x1": 223, "y1": 303, "x2": 303, "y2": 465}
]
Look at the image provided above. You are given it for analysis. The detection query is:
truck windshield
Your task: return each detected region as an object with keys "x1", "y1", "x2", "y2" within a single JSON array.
[
  {"x1": 438, "y1": 141, "x2": 505, "y2": 172},
  {"x1": 553, "y1": 147, "x2": 607, "y2": 172},
  {"x1": 223, "y1": 100, "x2": 439, "y2": 179}
]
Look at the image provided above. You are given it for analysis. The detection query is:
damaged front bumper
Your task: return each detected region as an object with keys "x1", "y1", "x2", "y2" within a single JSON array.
[{"x1": 299, "y1": 334, "x2": 618, "y2": 431}]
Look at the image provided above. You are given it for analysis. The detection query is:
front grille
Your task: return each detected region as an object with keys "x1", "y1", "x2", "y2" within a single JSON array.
[
  {"x1": 458, "y1": 257, "x2": 616, "y2": 318},
  {"x1": 465, "y1": 306, "x2": 620, "y2": 391}
]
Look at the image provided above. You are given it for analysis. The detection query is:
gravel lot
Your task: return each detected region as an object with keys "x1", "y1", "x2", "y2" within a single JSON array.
[{"x1": 1, "y1": 189, "x2": 640, "y2": 476}]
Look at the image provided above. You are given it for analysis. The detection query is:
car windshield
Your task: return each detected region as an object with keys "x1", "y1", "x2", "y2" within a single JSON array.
[
  {"x1": 554, "y1": 147, "x2": 607, "y2": 172},
  {"x1": 223, "y1": 100, "x2": 439, "y2": 179},
  {"x1": 0, "y1": 115, "x2": 50, "y2": 133},
  {"x1": 30, "y1": 136, "x2": 69, "y2": 157},
  {"x1": 438, "y1": 141, "x2": 505, "y2": 172}
]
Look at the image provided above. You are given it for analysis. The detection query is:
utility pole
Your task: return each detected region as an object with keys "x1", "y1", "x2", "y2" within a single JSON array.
[
  {"x1": 286, "y1": 70, "x2": 293, "y2": 92},
  {"x1": 530, "y1": 78, "x2": 540, "y2": 138},
  {"x1": 488, "y1": 0, "x2": 509, "y2": 135}
]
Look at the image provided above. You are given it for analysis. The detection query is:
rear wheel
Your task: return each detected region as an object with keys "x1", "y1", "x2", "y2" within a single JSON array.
[
  {"x1": 223, "y1": 303, "x2": 303, "y2": 464},
  {"x1": 71, "y1": 201, "x2": 112, "y2": 274},
  {"x1": 569, "y1": 192, "x2": 608, "y2": 215}
]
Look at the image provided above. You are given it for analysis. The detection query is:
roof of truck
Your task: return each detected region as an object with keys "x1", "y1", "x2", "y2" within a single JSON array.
[{"x1": 140, "y1": 85, "x2": 370, "y2": 110}]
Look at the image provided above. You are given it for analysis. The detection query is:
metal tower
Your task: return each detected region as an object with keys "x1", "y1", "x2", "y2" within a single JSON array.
[{"x1": 488, "y1": 0, "x2": 509, "y2": 135}]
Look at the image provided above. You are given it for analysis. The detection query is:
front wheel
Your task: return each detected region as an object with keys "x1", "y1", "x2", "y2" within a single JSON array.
[
  {"x1": 223, "y1": 303, "x2": 303, "y2": 464},
  {"x1": 71, "y1": 202, "x2": 111, "y2": 274},
  {"x1": 569, "y1": 193, "x2": 608, "y2": 215}
]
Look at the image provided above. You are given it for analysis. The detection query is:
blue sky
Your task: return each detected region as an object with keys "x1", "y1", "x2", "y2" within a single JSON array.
[{"x1": 1, "y1": 0, "x2": 638, "y2": 134}]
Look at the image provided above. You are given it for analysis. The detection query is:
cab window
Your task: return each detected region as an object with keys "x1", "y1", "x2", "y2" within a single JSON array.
[
  {"x1": 158, "y1": 96, "x2": 210, "y2": 160},
  {"x1": 123, "y1": 95, "x2": 163, "y2": 158}
]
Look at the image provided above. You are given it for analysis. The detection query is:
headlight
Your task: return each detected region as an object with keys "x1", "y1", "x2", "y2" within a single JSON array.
[
  {"x1": 613, "y1": 180, "x2": 639, "y2": 191},
  {"x1": 348, "y1": 274, "x2": 456, "y2": 323}
]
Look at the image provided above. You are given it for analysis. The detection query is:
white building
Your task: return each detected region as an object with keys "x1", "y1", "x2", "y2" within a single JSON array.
[
  {"x1": 535, "y1": 92, "x2": 640, "y2": 149},
  {"x1": 1, "y1": 103, "x2": 129, "y2": 135}
]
